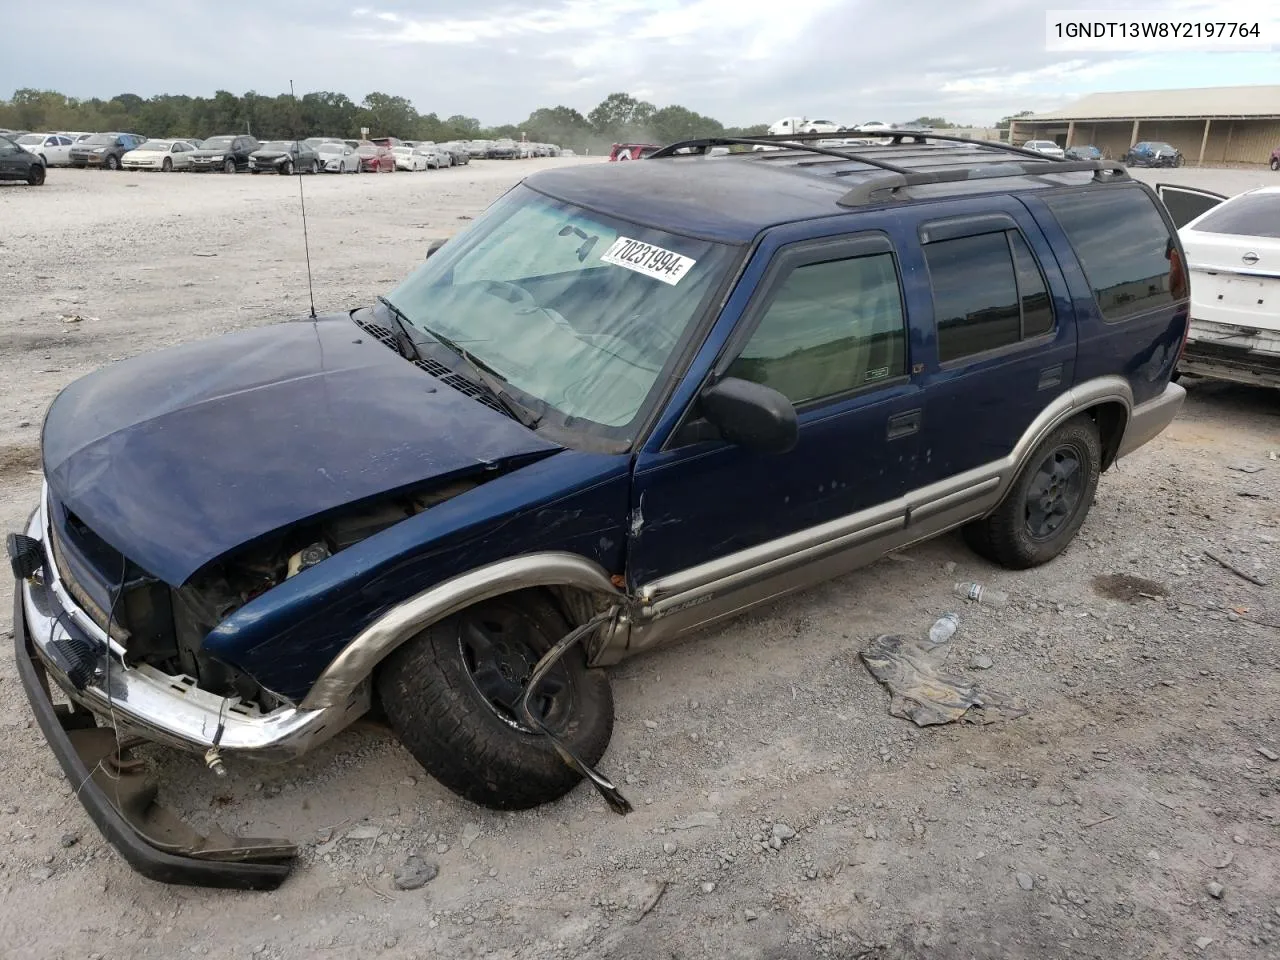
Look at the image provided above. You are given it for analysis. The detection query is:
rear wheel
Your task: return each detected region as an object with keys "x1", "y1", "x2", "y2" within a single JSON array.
[
  {"x1": 377, "y1": 592, "x2": 614, "y2": 810},
  {"x1": 104, "y1": 155, "x2": 119, "y2": 171},
  {"x1": 962, "y1": 416, "x2": 1101, "y2": 570},
  {"x1": 162, "y1": 157, "x2": 172, "y2": 172}
]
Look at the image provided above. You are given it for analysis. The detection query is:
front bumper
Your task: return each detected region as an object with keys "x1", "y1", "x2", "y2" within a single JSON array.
[{"x1": 14, "y1": 491, "x2": 368, "y2": 761}]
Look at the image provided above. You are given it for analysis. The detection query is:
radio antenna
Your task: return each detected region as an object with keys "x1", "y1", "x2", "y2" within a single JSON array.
[{"x1": 290, "y1": 79, "x2": 317, "y2": 318}]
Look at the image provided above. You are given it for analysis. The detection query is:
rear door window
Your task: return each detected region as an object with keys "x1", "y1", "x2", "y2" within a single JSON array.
[
  {"x1": 922, "y1": 228, "x2": 1054, "y2": 362},
  {"x1": 1042, "y1": 187, "x2": 1177, "y2": 322}
]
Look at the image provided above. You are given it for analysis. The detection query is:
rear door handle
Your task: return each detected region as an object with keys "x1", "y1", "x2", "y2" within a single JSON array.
[
  {"x1": 887, "y1": 408, "x2": 922, "y2": 440},
  {"x1": 1037, "y1": 363, "x2": 1064, "y2": 390}
]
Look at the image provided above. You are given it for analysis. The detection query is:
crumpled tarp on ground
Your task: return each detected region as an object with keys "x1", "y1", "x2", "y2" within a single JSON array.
[{"x1": 860, "y1": 634, "x2": 1027, "y2": 726}]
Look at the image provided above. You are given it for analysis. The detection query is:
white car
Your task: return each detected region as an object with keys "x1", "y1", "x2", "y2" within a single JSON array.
[
  {"x1": 1023, "y1": 140, "x2": 1066, "y2": 160},
  {"x1": 393, "y1": 146, "x2": 429, "y2": 171},
  {"x1": 413, "y1": 144, "x2": 452, "y2": 169},
  {"x1": 1157, "y1": 184, "x2": 1280, "y2": 389},
  {"x1": 121, "y1": 139, "x2": 196, "y2": 172},
  {"x1": 15, "y1": 133, "x2": 74, "y2": 166},
  {"x1": 317, "y1": 142, "x2": 360, "y2": 173}
]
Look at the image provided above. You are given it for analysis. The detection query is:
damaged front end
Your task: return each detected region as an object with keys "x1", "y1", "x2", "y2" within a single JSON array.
[{"x1": 10, "y1": 476, "x2": 480, "y2": 889}]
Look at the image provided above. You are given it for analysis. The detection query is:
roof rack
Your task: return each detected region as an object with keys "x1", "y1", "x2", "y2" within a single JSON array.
[
  {"x1": 646, "y1": 132, "x2": 1131, "y2": 206},
  {"x1": 835, "y1": 160, "x2": 1129, "y2": 206}
]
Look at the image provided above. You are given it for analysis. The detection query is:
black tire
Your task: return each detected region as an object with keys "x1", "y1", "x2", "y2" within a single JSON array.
[
  {"x1": 1271, "y1": 158, "x2": 1279, "y2": 171},
  {"x1": 162, "y1": 157, "x2": 172, "y2": 172},
  {"x1": 27, "y1": 163, "x2": 46, "y2": 186},
  {"x1": 280, "y1": 159, "x2": 293, "y2": 176},
  {"x1": 377, "y1": 591, "x2": 614, "y2": 810},
  {"x1": 223, "y1": 158, "x2": 236, "y2": 174},
  {"x1": 961, "y1": 416, "x2": 1101, "y2": 570},
  {"x1": 105, "y1": 154, "x2": 119, "y2": 171}
]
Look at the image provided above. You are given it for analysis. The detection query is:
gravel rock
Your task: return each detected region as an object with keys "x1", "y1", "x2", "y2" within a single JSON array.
[
  {"x1": 59, "y1": 832, "x2": 79, "y2": 848},
  {"x1": 345, "y1": 825, "x2": 380, "y2": 842},
  {"x1": 1258, "y1": 747, "x2": 1279, "y2": 762},
  {"x1": 1016, "y1": 872, "x2": 1034, "y2": 891},
  {"x1": 28, "y1": 868, "x2": 53, "y2": 882},
  {"x1": 461, "y1": 822, "x2": 481, "y2": 850},
  {"x1": 970, "y1": 654, "x2": 994, "y2": 670},
  {"x1": 700, "y1": 882, "x2": 716, "y2": 894},
  {"x1": 1195, "y1": 936, "x2": 1214, "y2": 951},
  {"x1": 662, "y1": 842, "x2": 677, "y2": 854},
  {"x1": 392, "y1": 856, "x2": 438, "y2": 891},
  {"x1": 771, "y1": 823, "x2": 797, "y2": 841},
  {"x1": 744, "y1": 909, "x2": 759, "y2": 921},
  {"x1": 1206, "y1": 881, "x2": 1224, "y2": 899}
]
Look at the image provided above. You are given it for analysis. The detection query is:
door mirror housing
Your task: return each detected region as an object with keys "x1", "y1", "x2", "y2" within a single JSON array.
[{"x1": 698, "y1": 377, "x2": 798, "y2": 455}]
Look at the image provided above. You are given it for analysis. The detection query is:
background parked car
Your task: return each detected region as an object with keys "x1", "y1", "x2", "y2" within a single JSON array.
[
  {"x1": 1157, "y1": 183, "x2": 1280, "y2": 388},
  {"x1": 465, "y1": 140, "x2": 491, "y2": 159},
  {"x1": 16, "y1": 133, "x2": 73, "y2": 166},
  {"x1": 0, "y1": 133, "x2": 46, "y2": 185},
  {"x1": 393, "y1": 145, "x2": 429, "y2": 171},
  {"x1": 318, "y1": 141, "x2": 360, "y2": 173},
  {"x1": 609, "y1": 142, "x2": 662, "y2": 161},
  {"x1": 437, "y1": 141, "x2": 471, "y2": 165},
  {"x1": 69, "y1": 132, "x2": 145, "y2": 170},
  {"x1": 249, "y1": 140, "x2": 320, "y2": 175},
  {"x1": 487, "y1": 138, "x2": 519, "y2": 159},
  {"x1": 1023, "y1": 139, "x2": 1066, "y2": 159},
  {"x1": 121, "y1": 139, "x2": 197, "y2": 172},
  {"x1": 1065, "y1": 144, "x2": 1102, "y2": 160},
  {"x1": 188, "y1": 134, "x2": 260, "y2": 173},
  {"x1": 356, "y1": 142, "x2": 396, "y2": 172},
  {"x1": 172, "y1": 137, "x2": 204, "y2": 149},
  {"x1": 1124, "y1": 141, "x2": 1184, "y2": 167},
  {"x1": 413, "y1": 144, "x2": 453, "y2": 169},
  {"x1": 317, "y1": 141, "x2": 360, "y2": 173}
]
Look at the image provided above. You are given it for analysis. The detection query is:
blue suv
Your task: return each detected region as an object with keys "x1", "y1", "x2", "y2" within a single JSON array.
[{"x1": 10, "y1": 132, "x2": 1189, "y2": 888}]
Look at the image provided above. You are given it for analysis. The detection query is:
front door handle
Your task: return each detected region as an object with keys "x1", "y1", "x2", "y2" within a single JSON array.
[{"x1": 887, "y1": 408, "x2": 922, "y2": 440}]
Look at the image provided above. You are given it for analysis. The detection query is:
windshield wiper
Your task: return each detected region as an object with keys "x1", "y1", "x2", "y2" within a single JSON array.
[
  {"x1": 421, "y1": 325, "x2": 543, "y2": 430},
  {"x1": 376, "y1": 296, "x2": 419, "y2": 360}
]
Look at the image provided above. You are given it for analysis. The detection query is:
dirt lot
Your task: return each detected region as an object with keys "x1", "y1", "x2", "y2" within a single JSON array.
[{"x1": 0, "y1": 162, "x2": 1277, "y2": 960}]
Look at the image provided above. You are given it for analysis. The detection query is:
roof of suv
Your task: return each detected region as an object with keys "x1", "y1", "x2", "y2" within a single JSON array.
[{"x1": 526, "y1": 136, "x2": 1130, "y2": 244}]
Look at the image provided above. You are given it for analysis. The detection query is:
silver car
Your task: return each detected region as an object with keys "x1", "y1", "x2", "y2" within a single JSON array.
[
  {"x1": 317, "y1": 141, "x2": 360, "y2": 174},
  {"x1": 413, "y1": 144, "x2": 452, "y2": 169}
]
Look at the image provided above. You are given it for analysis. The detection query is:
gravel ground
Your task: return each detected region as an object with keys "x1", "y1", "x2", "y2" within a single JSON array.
[{"x1": 0, "y1": 162, "x2": 1277, "y2": 960}]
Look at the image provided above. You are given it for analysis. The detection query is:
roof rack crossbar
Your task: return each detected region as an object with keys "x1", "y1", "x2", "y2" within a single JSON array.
[
  {"x1": 647, "y1": 137, "x2": 916, "y2": 174},
  {"x1": 736, "y1": 128, "x2": 1054, "y2": 162},
  {"x1": 836, "y1": 160, "x2": 1129, "y2": 207}
]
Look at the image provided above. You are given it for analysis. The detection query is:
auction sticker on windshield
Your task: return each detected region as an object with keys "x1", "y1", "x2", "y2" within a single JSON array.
[{"x1": 600, "y1": 236, "x2": 697, "y2": 285}]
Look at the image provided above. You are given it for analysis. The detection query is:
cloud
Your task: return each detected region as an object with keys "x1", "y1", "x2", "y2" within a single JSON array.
[{"x1": 0, "y1": 0, "x2": 1272, "y2": 128}]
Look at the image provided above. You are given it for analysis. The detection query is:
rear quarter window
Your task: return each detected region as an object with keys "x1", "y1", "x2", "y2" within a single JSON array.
[{"x1": 1042, "y1": 187, "x2": 1177, "y2": 322}]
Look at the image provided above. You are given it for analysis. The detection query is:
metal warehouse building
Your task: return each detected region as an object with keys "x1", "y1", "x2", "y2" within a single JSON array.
[{"x1": 1010, "y1": 85, "x2": 1280, "y2": 166}]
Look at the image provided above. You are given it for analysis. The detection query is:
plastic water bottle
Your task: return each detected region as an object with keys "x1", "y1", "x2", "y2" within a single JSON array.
[
  {"x1": 929, "y1": 612, "x2": 960, "y2": 644},
  {"x1": 953, "y1": 581, "x2": 1008, "y2": 608}
]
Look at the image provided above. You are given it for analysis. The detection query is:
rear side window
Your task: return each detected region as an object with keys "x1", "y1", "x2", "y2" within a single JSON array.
[
  {"x1": 727, "y1": 251, "x2": 907, "y2": 405},
  {"x1": 923, "y1": 230, "x2": 1054, "y2": 362},
  {"x1": 1043, "y1": 188, "x2": 1176, "y2": 321},
  {"x1": 1192, "y1": 193, "x2": 1280, "y2": 240}
]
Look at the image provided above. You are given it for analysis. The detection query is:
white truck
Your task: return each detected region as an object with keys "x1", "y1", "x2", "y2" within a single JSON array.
[{"x1": 767, "y1": 117, "x2": 844, "y2": 136}]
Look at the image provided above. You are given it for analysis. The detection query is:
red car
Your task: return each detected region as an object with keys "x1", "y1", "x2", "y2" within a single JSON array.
[
  {"x1": 609, "y1": 142, "x2": 662, "y2": 161},
  {"x1": 357, "y1": 142, "x2": 396, "y2": 173}
]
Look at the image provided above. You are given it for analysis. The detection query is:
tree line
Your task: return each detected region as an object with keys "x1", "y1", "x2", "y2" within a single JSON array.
[
  {"x1": 0, "y1": 88, "x2": 774, "y2": 152},
  {"x1": 0, "y1": 87, "x2": 1004, "y2": 151}
]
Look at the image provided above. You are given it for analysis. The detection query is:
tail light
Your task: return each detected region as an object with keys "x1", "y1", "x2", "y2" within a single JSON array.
[{"x1": 1167, "y1": 240, "x2": 1192, "y2": 361}]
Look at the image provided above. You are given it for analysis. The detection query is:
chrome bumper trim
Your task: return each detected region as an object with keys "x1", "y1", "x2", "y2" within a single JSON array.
[{"x1": 19, "y1": 489, "x2": 368, "y2": 760}]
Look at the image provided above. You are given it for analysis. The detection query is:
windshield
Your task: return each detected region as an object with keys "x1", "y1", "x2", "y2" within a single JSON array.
[
  {"x1": 1151, "y1": 143, "x2": 1175, "y2": 152},
  {"x1": 394, "y1": 146, "x2": 413, "y2": 154},
  {"x1": 82, "y1": 134, "x2": 115, "y2": 146},
  {"x1": 18, "y1": 134, "x2": 43, "y2": 145},
  {"x1": 318, "y1": 143, "x2": 344, "y2": 153},
  {"x1": 357, "y1": 145, "x2": 377, "y2": 156},
  {"x1": 261, "y1": 141, "x2": 293, "y2": 152},
  {"x1": 382, "y1": 185, "x2": 736, "y2": 438},
  {"x1": 203, "y1": 137, "x2": 234, "y2": 150}
]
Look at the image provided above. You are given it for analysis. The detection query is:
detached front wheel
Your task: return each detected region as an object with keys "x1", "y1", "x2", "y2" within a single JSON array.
[
  {"x1": 962, "y1": 416, "x2": 1101, "y2": 570},
  {"x1": 377, "y1": 592, "x2": 614, "y2": 810}
]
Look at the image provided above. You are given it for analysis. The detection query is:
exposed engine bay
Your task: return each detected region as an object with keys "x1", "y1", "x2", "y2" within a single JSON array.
[{"x1": 116, "y1": 479, "x2": 478, "y2": 709}]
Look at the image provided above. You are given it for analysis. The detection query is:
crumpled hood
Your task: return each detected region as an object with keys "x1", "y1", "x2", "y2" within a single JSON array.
[
  {"x1": 251, "y1": 151, "x2": 289, "y2": 161},
  {"x1": 41, "y1": 314, "x2": 561, "y2": 585}
]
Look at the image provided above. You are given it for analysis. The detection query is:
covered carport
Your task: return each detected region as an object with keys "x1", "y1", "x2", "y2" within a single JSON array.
[{"x1": 1011, "y1": 85, "x2": 1280, "y2": 166}]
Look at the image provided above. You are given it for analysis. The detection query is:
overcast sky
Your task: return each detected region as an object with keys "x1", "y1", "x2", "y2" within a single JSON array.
[{"x1": 3, "y1": 0, "x2": 1276, "y2": 126}]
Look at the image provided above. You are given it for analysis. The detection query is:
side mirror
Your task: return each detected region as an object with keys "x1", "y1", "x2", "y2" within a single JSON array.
[
  {"x1": 698, "y1": 377, "x2": 798, "y2": 455},
  {"x1": 425, "y1": 238, "x2": 447, "y2": 260}
]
